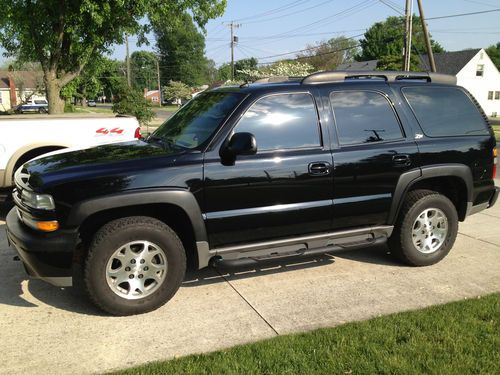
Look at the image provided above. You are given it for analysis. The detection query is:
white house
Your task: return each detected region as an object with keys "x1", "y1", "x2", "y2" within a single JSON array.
[
  {"x1": 420, "y1": 49, "x2": 500, "y2": 117},
  {"x1": 0, "y1": 70, "x2": 46, "y2": 112}
]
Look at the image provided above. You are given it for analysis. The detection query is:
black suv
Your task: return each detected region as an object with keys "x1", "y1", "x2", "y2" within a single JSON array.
[{"x1": 6, "y1": 71, "x2": 499, "y2": 315}]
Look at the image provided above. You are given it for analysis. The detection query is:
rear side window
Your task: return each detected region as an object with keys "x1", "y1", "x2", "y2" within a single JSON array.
[
  {"x1": 235, "y1": 93, "x2": 321, "y2": 151},
  {"x1": 330, "y1": 91, "x2": 404, "y2": 146},
  {"x1": 402, "y1": 87, "x2": 489, "y2": 137}
]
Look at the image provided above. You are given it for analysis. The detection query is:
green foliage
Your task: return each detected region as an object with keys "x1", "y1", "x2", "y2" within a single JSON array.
[
  {"x1": 162, "y1": 81, "x2": 192, "y2": 102},
  {"x1": 111, "y1": 294, "x2": 500, "y2": 375},
  {"x1": 64, "y1": 103, "x2": 76, "y2": 113},
  {"x1": 216, "y1": 58, "x2": 259, "y2": 82},
  {"x1": 131, "y1": 51, "x2": 158, "y2": 90},
  {"x1": 297, "y1": 36, "x2": 360, "y2": 71},
  {"x1": 485, "y1": 43, "x2": 500, "y2": 71},
  {"x1": 377, "y1": 53, "x2": 421, "y2": 71},
  {"x1": 238, "y1": 61, "x2": 314, "y2": 81},
  {"x1": 154, "y1": 13, "x2": 211, "y2": 86},
  {"x1": 112, "y1": 86, "x2": 154, "y2": 125},
  {"x1": 0, "y1": 0, "x2": 226, "y2": 113},
  {"x1": 358, "y1": 16, "x2": 444, "y2": 70}
]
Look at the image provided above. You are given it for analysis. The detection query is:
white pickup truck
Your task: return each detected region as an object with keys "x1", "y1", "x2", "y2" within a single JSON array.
[{"x1": 0, "y1": 116, "x2": 140, "y2": 190}]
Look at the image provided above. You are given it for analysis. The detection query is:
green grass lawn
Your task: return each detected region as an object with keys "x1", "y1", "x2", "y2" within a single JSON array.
[
  {"x1": 109, "y1": 293, "x2": 499, "y2": 375},
  {"x1": 492, "y1": 124, "x2": 500, "y2": 142}
]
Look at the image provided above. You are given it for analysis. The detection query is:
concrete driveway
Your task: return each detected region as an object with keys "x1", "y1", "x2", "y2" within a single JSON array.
[{"x1": 1, "y1": 190, "x2": 499, "y2": 375}]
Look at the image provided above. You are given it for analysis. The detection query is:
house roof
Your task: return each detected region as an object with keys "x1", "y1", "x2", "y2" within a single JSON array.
[
  {"x1": 336, "y1": 60, "x2": 378, "y2": 71},
  {"x1": 419, "y1": 49, "x2": 481, "y2": 75},
  {"x1": 145, "y1": 90, "x2": 159, "y2": 97},
  {"x1": 0, "y1": 70, "x2": 43, "y2": 89}
]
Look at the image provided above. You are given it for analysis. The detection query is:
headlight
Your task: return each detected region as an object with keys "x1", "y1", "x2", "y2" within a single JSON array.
[{"x1": 21, "y1": 190, "x2": 55, "y2": 210}]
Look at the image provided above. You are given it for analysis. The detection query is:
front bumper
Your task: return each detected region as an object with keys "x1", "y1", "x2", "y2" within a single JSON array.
[{"x1": 5, "y1": 208, "x2": 78, "y2": 287}]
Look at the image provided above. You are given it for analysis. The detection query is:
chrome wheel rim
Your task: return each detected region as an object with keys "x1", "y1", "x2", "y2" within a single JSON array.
[
  {"x1": 411, "y1": 208, "x2": 448, "y2": 254},
  {"x1": 105, "y1": 241, "x2": 167, "y2": 300}
]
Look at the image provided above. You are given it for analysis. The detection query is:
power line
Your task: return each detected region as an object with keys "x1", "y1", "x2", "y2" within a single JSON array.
[
  {"x1": 427, "y1": 8, "x2": 500, "y2": 20},
  {"x1": 255, "y1": 33, "x2": 364, "y2": 60},
  {"x1": 378, "y1": 0, "x2": 404, "y2": 15},
  {"x1": 243, "y1": 0, "x2": 338, "y2": 25},
  {"x1": 228, "y1": 0, "x2": 313, "y2": 22}
]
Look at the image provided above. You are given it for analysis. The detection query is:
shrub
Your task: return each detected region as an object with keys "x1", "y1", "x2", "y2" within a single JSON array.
[{"x1": 112, "y1": 86, "x2": 155, "y2": 125}]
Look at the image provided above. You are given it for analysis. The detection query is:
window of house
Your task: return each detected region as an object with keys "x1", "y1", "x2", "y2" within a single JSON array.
[
  {"x1": 234, "y1": 93, "x2": 321, "y2": 151},
  {"x1": 330, "y1": 91, "x2": 404, "y2": 145},
  {"x1": 480, "y1": 52, "x2": 484, "y2": 59},
  {"x1": 476, "y1": 64, "x2": 484, "y2": 76},
  {"x1": 495, "y1": 91, "x2": 500, "y2": 100},
  {"x1": 488, "y1": 91, "x2": 494, "y2": 100},
  {"x1": 402, "y1": 87, "x2": 489, "y2": 137},
  {"x1": 492, "y1": 112, "x2": 498, "y2": 118}
]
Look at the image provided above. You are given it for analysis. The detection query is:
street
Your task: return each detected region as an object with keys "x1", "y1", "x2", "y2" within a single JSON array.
[{"x1": 0, "y1": 185, "x2": 499, "y2": 375}]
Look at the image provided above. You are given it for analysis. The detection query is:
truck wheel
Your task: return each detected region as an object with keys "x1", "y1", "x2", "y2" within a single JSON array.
[
  {"x1": 84, "y1": 216, "x2": 186, "y2": 315},
  {"x1": 389, "y1": 189, "x2": 458, "y2": 266}
]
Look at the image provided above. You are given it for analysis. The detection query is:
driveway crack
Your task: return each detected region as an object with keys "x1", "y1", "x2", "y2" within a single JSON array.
[{"x1": 216, "y1": 269, "x2": 279, "y2": 336}]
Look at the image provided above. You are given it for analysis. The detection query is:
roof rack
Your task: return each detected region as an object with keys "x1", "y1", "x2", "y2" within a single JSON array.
[
  {"x1": 253, "y1": 76, "x2": 302, "y2": 84},
  {"x1": 301, "y1": 70, "x2": 457, "y2": 85}
]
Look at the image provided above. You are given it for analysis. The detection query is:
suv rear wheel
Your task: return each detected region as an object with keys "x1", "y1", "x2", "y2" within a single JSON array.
[
  {"x1": 84, "y1": 216, "x2": 186, "y2": 315},
  {"x1": 389, "y1": 189, "x2": 458, "y2": 266}
]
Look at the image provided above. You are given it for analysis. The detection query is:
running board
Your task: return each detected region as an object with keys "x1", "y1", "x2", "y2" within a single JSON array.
[{"x1": 211, "y1": 225, "x2": 392, "y2": 268}]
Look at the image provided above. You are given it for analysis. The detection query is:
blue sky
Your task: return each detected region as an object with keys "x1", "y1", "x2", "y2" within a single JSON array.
[
  {"x1": 1, "y1": 0, "x2": 499, "y2": 67},
  {"x1": 120, "y1": 0, "x2": 500, "y2": 67}
]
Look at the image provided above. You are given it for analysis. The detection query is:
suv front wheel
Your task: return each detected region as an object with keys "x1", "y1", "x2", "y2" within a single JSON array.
[
  {"x1": 84, "y1": 216, "x2": 186, "y2": 315},
  {"x1": 389, "y1": 189, "x2": 458, "y2": 266}
]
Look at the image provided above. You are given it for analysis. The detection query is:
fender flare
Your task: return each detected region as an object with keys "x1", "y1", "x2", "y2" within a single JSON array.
[
  {"x1": 4, "y1": 143, "x2": 70, "y2": 187},
  {"x1": 388, "y1": 164, "x2": 473, "y2": 224},
  {"x1": 66, "y1": 189, "x2": 208, "y2": 244}
]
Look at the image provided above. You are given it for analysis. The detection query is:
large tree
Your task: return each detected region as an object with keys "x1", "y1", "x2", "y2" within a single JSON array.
[
  {"x1": 154, "y1": 12, "x2": 211, "y2": 86},
  {"x1": 0, "y1": 0, "x2": 225, "y2": 113},
  {"x1": 358, "y1": 16, "x2": 444, "y2": 70},
  {"x1": 130, "y1": 51, "x2": 158, "y2": 91},
  {"x1": 297, "y1": 36, "x2": 359, "y2": 71}
]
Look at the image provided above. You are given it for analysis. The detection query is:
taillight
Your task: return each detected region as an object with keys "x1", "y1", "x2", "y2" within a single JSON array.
[
  {"x1": 134, "y1": 127, "x2": 141, "y2": 139},
  {"x1": 493, "y1": 147, "x2": 498, "y2": 179}
]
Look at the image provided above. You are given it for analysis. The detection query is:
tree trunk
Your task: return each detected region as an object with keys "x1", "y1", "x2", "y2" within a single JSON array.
[{"x1": 44, "y1": 70, "x2": 65, "y2": 114}]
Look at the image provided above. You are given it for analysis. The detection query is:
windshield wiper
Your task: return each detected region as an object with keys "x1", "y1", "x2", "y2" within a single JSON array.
[{"x1": 147, "y1": 135, "x2": 187, "y2": 150}]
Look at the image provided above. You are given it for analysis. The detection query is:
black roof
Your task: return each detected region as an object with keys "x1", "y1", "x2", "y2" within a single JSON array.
[{"x1": 419, "y1": 49, "x2": 480, "y2": 75}]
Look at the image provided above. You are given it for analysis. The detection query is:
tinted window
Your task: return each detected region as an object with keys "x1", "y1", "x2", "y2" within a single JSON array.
[
  {"x1": 151, "y1": 91, "x2": 243, "y2": 149},
  {"x1": 235, "y1": 93, "x2": 320, "y2": 150},
  {"x1": 402, "y1": 87, "x2": 489, "y2": 137},
  {"x1": 330, "y1": 91, "x2": 403, "y2": 145}
]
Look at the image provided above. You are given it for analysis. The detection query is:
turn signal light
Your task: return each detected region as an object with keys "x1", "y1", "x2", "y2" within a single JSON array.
[
  {"x1": 493, "y1": 147, "x2": 498, "y2": 158},
  {"x1": 36, "y1": 221, "x2": 59, "y2": 232}
]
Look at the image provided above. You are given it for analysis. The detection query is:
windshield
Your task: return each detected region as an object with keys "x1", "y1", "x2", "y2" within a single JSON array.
[{"x1": 149, "y1": 91, "x2": 243, "y2": 150}]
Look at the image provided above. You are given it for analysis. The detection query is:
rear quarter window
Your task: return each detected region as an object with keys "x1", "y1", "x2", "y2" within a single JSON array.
[{"x1": 402, "y1": 86, "x2": 489, "y2": 137}]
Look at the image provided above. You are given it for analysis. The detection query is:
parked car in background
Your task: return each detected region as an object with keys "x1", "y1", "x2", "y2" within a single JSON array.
[
  {"x1": 15, "y1": 99, "x2": 49, "y2": 114},
  {"x1": 87, "y1": 100, "x2": 97, "y2": 107},
  {"x1": 0, "y1": 116, "x2": 141, "y2": 193}
]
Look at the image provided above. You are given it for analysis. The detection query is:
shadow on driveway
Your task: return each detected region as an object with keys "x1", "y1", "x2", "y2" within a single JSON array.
[{"x1": 0, "y1": 221, "x2": 403, "y2": 316}]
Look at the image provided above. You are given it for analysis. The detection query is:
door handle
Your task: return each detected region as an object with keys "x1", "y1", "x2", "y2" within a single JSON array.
[
  {"x1": 308, "y1": 162, "x2": 331, "y2": 176},
  {"x1": 392, "y1": 154, "x2": 411, "y2": 166}
]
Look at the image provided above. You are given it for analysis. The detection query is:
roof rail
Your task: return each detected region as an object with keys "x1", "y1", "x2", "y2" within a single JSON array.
[
  {"x1": 253, "y1": 76, "x2": 301, "y2": 84},
  {"x1": 301, "y1": 70, "x2": 457, "y2": 85}
]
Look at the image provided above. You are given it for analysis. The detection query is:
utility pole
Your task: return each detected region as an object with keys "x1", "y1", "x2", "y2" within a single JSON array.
[
  {"x1": 402, "y1": 0, "x2": 413, "y2": 71},
  {"x1": 125, "y1": 34, "x2": 131, "y2": 87},
  {"x1": 156, "y1": 58, "x2": 162, "y2": 107},
  {"x1": 416, "y1": 0, "x2": 436, "y2": 72},
  {"x1": 227, "y1": 21, "x2": 240, "y2": 81}
]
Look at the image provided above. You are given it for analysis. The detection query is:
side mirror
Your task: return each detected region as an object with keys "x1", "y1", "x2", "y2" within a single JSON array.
[{"x1": 220, "y1": 132, "x2": 257, "y2": 162}]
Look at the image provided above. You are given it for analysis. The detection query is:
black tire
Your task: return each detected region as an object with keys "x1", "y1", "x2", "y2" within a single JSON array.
[
  {"x1": 389, "y1": 189, "x2": 458, "y2": 266},
  {"x1": 84, "y1": 216, "x2": 186, "y2": 316}
]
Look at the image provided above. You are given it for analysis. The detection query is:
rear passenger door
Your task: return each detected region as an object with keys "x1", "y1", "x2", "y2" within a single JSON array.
[
  {"x1": 203, "y1": 91, "x2": 334, "y2": 248},
  {"x1": 325, "y1": 86, "x2": 419, "y2": 229}
]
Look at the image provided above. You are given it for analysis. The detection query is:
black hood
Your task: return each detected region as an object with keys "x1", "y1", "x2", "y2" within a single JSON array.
[{"x1": 23, "y1": 140, "x2": 182, "y2": 190}]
